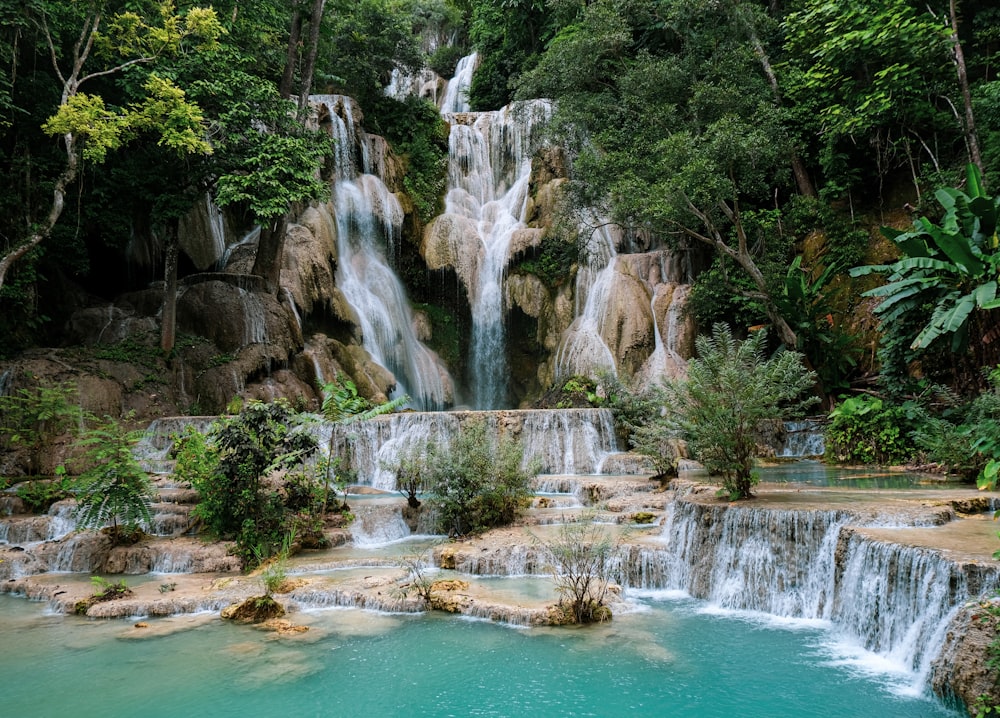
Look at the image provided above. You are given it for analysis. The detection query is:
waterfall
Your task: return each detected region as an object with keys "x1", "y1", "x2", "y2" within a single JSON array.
[
  {"x1": 311, "y1": 94, "x2": 453, "y2": 410},
  {"x1": 779, "y1": 420, "x2": 826, "y2": 458},
  {"x1": 440, "y1": 52, "x2": 477, "y2": 113},
  {"x1": 350, "y1": 505, "x2": 413, "y2": 547},
  {"x1": 554, "y1": 221, "x2": 619, "y2": 380},
  {"x1": 239, "y1": 288, "x2": 268, "y2": 346},
  {"x1": 319, "y1": 408, "x2": 621, "y2": 491},
  {"x1": 613, "y1": 499, "x2": 999, "y2": 687},
  {"x1": 438, "y1": 94, "x2": 553, "y2": 408}
]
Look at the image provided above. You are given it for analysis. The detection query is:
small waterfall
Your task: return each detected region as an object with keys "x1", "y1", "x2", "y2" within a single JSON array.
[
  {"x1": 319, "y1": 408, "x2": 621, "y2": 490},
  {"x1": 438, "y1": 95, "x2": 553, "y2": 408},
  {"x1": 614, "y1": 499, "x2": 999, "y2": 686},
  {"x1": 312, "y1": 94, "x2": 452, "y2": 410},
  {"x1": 779, "y1": 420, "x2": 826, "y2": 458},
  {"x1": 350, "y1": 505, "x2": 413, "y2": 547},
  {"x1": 239, "y1": 288, "x2": 268, "y2": 346},
  {"x1": 521, "y1": 409, "x2": 617, "y2": 474},
  {"x1": 554, "y1": 222, "x2": 619, "y2": 380},
  {"x1": 46, "y1": 501, "x2": 78, "y2": 541},
  {"x1": 440, "y1": 52, "x2": 477, "y2": 113},
  {"x1": 216, "y1": 226, "x2": 260, "y2": 271},
  {"x1": 0, "y1": 368, "x2": 12, "y2": 397}
]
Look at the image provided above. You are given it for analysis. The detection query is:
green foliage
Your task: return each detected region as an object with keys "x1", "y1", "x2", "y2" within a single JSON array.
[
  {"x1": 642, "y1": 324, "x2": 817, "y2": 500},
  {"x1": 826, "y1": 395, "x2": 927, "y2": 466},
  {"x1": 0, "y1": 380, "x2": 85, "y2": 476},
  {"x1": 74, "y1": 416, "x2": 154, "y2": 544},
  {"x1": 853, "y1": 165, "x2": 1000, "y2": 358},
  {"x1": 74, "y1": 576, "x2": 132, "y2": 614},
  {"x1": 192, "y1": 400, "x2": 317, "y2": 568},
  {"x1": 514, "y1": 231, "x2": 579, "y2": 287},
  {"x1": 781, "y1": 0, "x2": 953, "y2": 196},
  {"x1": 15, "y1": 472, "x2": 73, "y2": 514},
  {"x1": 598, "y1": 371, "x2": 660, "y2": 449},
  {"x1": 369, "y1": 95, "x2": 449, "y2": 224},
  {"x1": 539, "y1": 515, "x2": 616, "y2": 624},
  {"x1": 425, "y1": 420, "x2": 538, "y2": 535},
  {"x1": 413, "y1": 302, "x2": 461, "y2": 369}
]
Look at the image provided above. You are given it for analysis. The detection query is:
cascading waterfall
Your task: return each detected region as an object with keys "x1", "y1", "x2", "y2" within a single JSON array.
[
  {"x1": 440, "y1": 52, "x2": 477, "y2": 113},
  {"x1": 350, "y1": 505, "x2": 413, "y2": 547},
  {"x1": 319, "y1": 408, "x2": 620, "y2": 491},
  {"x1": 779, "y1": 420, "x2": 826, "y2": 457},
  {"x1": 554, "y1": 221, "x2": 619, "y2": 380},
  {"x1": 439, "y1": 95, "x2": 553, "y2": 408},
  {"x1": 614, "y1": 500, "x2": 998, "y2": 687},
  {"x1": 312, "y1": 94, "x2": 451, "y2": 410}
]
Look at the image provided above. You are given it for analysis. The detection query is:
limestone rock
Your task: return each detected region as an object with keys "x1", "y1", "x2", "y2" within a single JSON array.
[{"x1": 422, "y1": 214, "x2": 481, "y2": 292}]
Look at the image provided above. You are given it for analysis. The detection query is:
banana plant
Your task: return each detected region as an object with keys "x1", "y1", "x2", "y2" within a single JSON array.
[
  {"x1": 852, "y1": 164, "x2": 1000, "y2": 353},
  {"x1": 319, "y1": 377, "x2": 409, "y2": 512}
]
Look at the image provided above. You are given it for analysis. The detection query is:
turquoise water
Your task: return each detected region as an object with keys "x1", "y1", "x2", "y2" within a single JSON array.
[
  {"x1": 0, "y1": 594, "x2": 958, "y2": 717},
  {"x1": 756, "y1": 463, "x2": 963, "y2": 490}
]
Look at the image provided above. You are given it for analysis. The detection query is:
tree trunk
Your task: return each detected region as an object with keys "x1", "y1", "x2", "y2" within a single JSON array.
[
  {"x1": 296, "y1": 0, "x2": 327, "y2": 121},
  {"x1": 160, "y1": 224, "x2": 180, "y2": 355},
  {"x1": 739, "y1": 2, "x2": 817, "y2": 198},
  {"x1": 251, "y1": 215, "x2": 289, "y2": 293},
  {"x1": 279, "y1": 1, "x2": 303, "y2": 100},
  {"x1": 949, "y1": 0, "x2": 985, "y2": 180},
  {"x1": 0, "y1": 134, "x2": 77, "y2": 292}
]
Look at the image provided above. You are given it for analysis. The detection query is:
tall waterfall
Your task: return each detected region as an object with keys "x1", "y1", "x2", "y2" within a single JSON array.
[
  {"x1": 437, "y1": 98, "x2": 553, "y2": 408},
  {"x1": 312, "y1": 94, "x2": 452, "y2": 410}
]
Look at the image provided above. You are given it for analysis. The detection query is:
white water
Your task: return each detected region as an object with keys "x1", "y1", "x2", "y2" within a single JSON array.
[
  {"x1": 437, "y1": 97, "x2": 553, "y2": 407},
  {"x1": 319, "y1": 408, "x2": 621, "y2": 491},
  {"x1": 555, "y1": 220, "x2": 619, "y2": 380},
  {"x1": 312, "y1": 94, "x2": 452, "y2": 410},
  {"x1": 440, "y1": 52, "x2": 477, "y2": 114},
  {"x1": 780, "y1": 420, "x2": 826, "y2": 457}
]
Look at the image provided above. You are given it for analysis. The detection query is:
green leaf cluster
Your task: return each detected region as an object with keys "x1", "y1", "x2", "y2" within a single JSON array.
[
  {"x1": 425, "y1": 420, "x2": 538, "y2": 535},
  {"x1": 637, "y1": 324, "x2": 817, "y2": 499},
  {"x1": 825, "y1": 395, "x2": 927, "y2": 466}
]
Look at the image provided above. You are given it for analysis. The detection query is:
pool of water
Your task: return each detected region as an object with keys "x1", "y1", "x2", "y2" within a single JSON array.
[
  {"x1": 754, "y1": 462, "x2": 964, "y2": 490},
  {"x1": 0, "y1": 593, "x2": 960, "y2": 717}
]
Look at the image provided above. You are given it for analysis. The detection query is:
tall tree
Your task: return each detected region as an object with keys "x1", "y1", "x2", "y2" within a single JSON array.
[{"x1": 0, "y1": 1, "x2": 221, "y2": 292}]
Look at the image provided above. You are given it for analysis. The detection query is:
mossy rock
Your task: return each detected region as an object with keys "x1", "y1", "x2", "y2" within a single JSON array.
[
  {"x1": 631, "y1": 512, "x2": 657, "y2": 524},
  {"x1": 221, "y1": 595, "x2": 286, "y2": 624}
]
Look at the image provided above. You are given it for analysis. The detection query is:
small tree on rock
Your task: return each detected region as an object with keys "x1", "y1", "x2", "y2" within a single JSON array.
[
  {"x1": 74, "y1": 416, "x2": 154, "y2": 544},
  {"x1": 540, "y1": 516, "x2": 617, "y2": 624},
  {"x1": 636, "y1": 324, "x2": 817, "y2": 500}
]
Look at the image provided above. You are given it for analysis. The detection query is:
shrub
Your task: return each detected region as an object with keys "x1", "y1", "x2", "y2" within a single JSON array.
[
  {"x1": 540, "y1": 516, "x2": 617, "y2": 624},
  {"x1": 425, "y1": 420, "x2": 538, "y2": 535},
  {"x1": 192, "y1": 400, "x2": 317, "y2": 568},
  {"x1": 826, "y1": 395, "x2": 927, "y2": 465},
  {"x1": 74, "y1": 416, "x2": 154, "y2": 544},
  {"x1": 0, "y1": 380, "x2": 85, "y2": 475},
  {"x1": 642, "y1": 324, "x2": 817, "y2": 500}
]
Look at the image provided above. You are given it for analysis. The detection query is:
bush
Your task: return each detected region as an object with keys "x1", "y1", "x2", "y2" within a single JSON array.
[
  {"x1": 0, "y1": 380, "x2": 85, "y2": 476},
  {"x1": 425, "y1": 420, "x2": 538, "y2": 535},
  {"x1": 74, "y1": 416, "x2": 154, "y2": 544},
  {"x1": 642, "y1": 324, "x2": 817, "y2": 499},
  {"x1": 826, "y1": 395, "x2": 927, "y2": 465},
  {"x1": 191, "y1": 400, "x2": 317, "y2": 568},
  {"x1": 540, "y1": 516, "x2": 617, "y2": 624}
]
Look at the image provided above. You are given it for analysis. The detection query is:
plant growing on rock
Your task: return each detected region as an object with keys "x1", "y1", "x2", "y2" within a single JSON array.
[
  {"x1": 0, "y1": 380, "x2": 86, "y2": 476},
  {"x1": 539, "y1": 516, "x2": 618, "y2": 624},
  {"x1": 641, "y1": 324, "x2": 817, "y2": 500},
  {"x1": 74, "y1": 416, "x2": 154, "y2": 544},
  {"x1": 74, "y1": 576, "x2": 132, "y2": 615},
  {"x1": 192, "y1": 400, "x2": 317, "y2": 568},
  {"x1": 424, "y1": 420, "x2": 538, "y2": 536}
]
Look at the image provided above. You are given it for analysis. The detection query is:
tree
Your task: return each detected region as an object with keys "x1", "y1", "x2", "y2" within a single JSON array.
[
  {"x1": 516, "y1": 0, "x2": 803, "y2": 348},
  {"x1": 425, "y1": 420, "x2": 537, "y2": 535},
  {"x1": 638, "y1": 324, "x2": 816, "y2": 500},
  {"x1": 852, "y1": 163, "x2": 1000, "y2": 383},
  {"x1": 0, "y1": 1, "x2": 221, "y2": 292},
  {"x1": 539, "y1": 515, "x2": 616, "y2": 624},
  {"x1": 74, "y1": 416, "x2": 154, "y2": 544},
  {"x1": 192, "y1": 400, "x2": 318, "y2": 567}
]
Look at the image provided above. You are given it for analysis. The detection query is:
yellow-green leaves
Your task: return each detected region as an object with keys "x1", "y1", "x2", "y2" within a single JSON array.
[
  {"x1": 101, "y1": 2, "x2": 223, "y2": 59},
  {"x1": 43, "y1": 76, "x2": 211, "y2": 162},
  {"x1": 130, "y1": 76, "x2": 212, "y2": 156},
  {"x1": 42, "y1": 93, "x2": 121, "y2": 162}
]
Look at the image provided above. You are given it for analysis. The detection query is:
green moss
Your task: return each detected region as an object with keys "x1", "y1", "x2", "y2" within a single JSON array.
[{"x1": 413, "y1": 301, "x2": 461, "y2": 370}]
